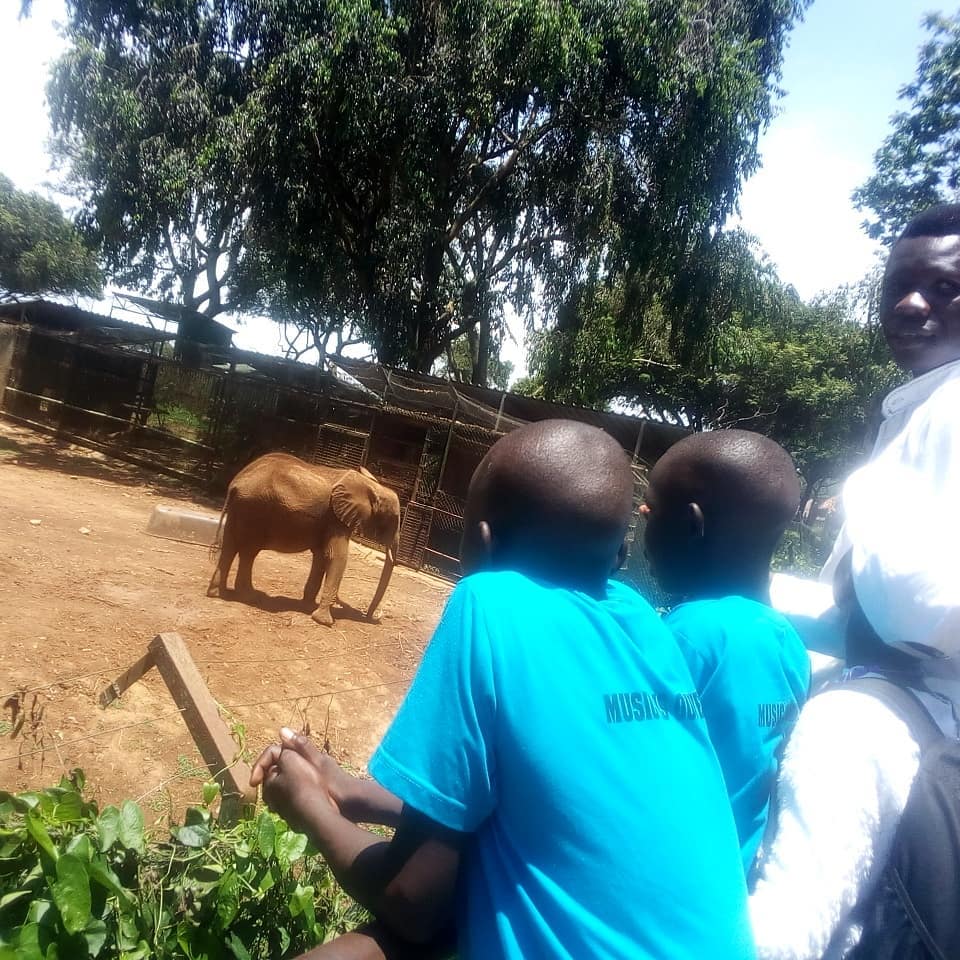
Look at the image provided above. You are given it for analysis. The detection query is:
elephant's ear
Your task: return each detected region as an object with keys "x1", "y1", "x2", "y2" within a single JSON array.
[{"x1": 331, "y1": 471, "x2": 375, "y2": 532}]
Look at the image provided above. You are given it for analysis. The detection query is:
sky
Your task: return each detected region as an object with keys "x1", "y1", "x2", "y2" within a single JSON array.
[{"x1": 0, "y1": 0, "x2": 946, "y2": 369}]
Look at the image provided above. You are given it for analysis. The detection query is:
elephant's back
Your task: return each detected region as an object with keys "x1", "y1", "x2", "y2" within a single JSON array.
[{"x1": 228, "y1": 453, "x2": 341, "y2": 528}]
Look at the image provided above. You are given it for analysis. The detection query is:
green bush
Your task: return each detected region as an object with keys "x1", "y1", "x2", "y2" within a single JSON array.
[
  {"x1": 0, "y1": 771, "x2": 366, "y2": 959},
  {"x1": 772, "y1": 522, "x2": 835, "y2": 580}
]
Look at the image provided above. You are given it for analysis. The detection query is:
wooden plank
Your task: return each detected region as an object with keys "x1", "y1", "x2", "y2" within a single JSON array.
[
  {"x1": 99, "y1": 651, "x2": 157, "y2": 707},
  {"x1": 149, "y1": 632, "x2": 255, "y2": 821}
]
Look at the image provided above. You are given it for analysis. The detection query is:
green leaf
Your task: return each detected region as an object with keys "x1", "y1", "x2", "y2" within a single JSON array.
[
  {"x1": 83, "y1": 918, "x2": 108, "y2": 958},
  {"x1": 27, "y1": 898, "x2": 53, "y2": 925},
  {"x1": 0, "y1": 889, "x2": 33, "y2": 912},
  {"x1": 184, "y1": 806, "x2": 211, "y2": 828},
  {"x1": 117, "y1": 801, "x2": 144, "y2": 852},
  {"x1": 288, "y1": 883, "x2": 316, "y2": 931},
  {"x1": 216, "y1": 870, "x2": 240, "y2": 928},
  {"x1": 24, "y1": 812, "x2": 58, "y2": 863},
  {"x1": 88, "y1": 857, "x2": 135, "y2": 907},
  {"x1": 96, "y1": 807, "x2": 120, "y2": 851},
  {"x1": 201, "y1": 782, "x2": 220, "y2": 807},
  {"x1": 226, "y1": 932, "x2": 252, "y2": 960},
  {"x1": 50, "y1": 791, "x2": 84, "y2": 823},
  {"x1": 117, "y1": 914, "x2": 140, "y2": 951},
  {"x1": 66, "y1": 834, "x2": 93, "y2": 861},
  {"x1": 119, "y1": 943, "x2": 150, "y2": 960},
  {"x1": 6, "y1": 923, "x2": 41, "y2": 960},
  {"x1": 275, "y1": 830, "x2": 307, "y2": 866},
  {"x1": 175, "y1": 824, "x2": 211, "y2": 848},
  {"x1": 50, "y1": 853, "x2": 91, "y2": 934},
  {"x1": 256, "y1": 812, "x2": 275, "y2": 858}
]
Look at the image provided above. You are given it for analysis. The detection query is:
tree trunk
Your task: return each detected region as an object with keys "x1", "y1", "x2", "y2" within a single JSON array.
[{"x1": 473, "y1": 303, "x2": 491, "y2": 387}]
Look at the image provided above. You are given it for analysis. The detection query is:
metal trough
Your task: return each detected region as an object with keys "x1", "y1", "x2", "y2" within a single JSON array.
[{"x1": 146, "y1": 505, "x2": 221, "y2": 546}]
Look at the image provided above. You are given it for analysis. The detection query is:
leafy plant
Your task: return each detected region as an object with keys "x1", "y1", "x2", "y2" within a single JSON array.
[
  {"x1": 0, "y1": 174, "x2": 102, "y2": 300},
  {"x1": 0, "y1": 771, "x2": 366, "y2": 959}
]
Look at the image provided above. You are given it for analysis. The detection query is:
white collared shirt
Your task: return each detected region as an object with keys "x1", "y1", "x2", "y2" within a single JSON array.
[{"x1": 821, "y1": 357, "x2": 960, "y2": 587}]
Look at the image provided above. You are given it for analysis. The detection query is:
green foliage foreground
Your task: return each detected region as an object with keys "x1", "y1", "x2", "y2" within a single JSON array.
[{"x1": 0, "y1": 772, "x2": 365, "y2": 960}]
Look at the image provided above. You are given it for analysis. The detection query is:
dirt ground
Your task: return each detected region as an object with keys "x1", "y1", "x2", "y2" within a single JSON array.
[{"x1": 0, "y1": 419, "x2": 450, "y2": 820}]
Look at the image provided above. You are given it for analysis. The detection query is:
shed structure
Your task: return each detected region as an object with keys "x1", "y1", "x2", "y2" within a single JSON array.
[{"x1": 0, "y1": 299, "x2": 683, "y2": 595}]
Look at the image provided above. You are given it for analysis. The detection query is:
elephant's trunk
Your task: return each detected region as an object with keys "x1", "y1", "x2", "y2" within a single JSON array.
[{"x1": 366, "y1": 534, "x2": 398, "y2": 622}]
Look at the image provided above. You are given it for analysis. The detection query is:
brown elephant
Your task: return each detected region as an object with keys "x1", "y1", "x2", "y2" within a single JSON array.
[{"x1": 206, "y1": 452, "x2": 400, "y2": 626}]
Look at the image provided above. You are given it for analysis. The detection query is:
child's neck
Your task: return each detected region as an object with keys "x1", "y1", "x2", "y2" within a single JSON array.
[
  {"x1": 685, "y1": 565, "x2": 771, "y2": 605},
  {"x1": 492, "y1": 554, "x2": 610, "y2": 599}
]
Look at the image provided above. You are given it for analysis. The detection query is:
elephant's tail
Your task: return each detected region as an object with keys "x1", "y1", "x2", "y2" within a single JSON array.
[{"x1": 209, "y1": 491, "x2": 231, "y2": 560}]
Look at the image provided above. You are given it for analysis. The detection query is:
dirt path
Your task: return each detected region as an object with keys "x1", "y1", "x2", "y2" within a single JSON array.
[{"x1": 0, "y1": 420, "x2": 450, "y2": 819}]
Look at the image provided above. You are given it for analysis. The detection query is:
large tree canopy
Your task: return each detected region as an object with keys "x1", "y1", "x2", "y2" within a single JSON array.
[
  {"x1": 521, "y1": 233, "x2": 903, "y2": 492},
  {"x1": 0, "y1": 174, "x2": 101, "y2": 300},
  {"x1": 48, "y1": 2, "x2": 252, "y2": 318},
  {"x1": 854, "y1": 12, "x2": 960, "y2": 241},
  {"x1": 49, "y1": 0, "x2": 810, "y2": 383}
]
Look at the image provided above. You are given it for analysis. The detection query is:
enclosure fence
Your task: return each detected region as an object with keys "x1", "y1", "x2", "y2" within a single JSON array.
[{"x1": 0, "y1": 321, "x2": 668, "y2": 602}]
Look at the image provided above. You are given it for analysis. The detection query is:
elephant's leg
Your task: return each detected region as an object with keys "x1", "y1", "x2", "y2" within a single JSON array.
[
  {"x1": 207, "y1": 519, "x2": 238, "y2": 598},
  {"x1": 303, "y1": 550, "x2": 326, "y2": 606},
  {"x1": 234, "y1": 548, "x2": 258, "y2": 599},
  {"x1": 312, "y1": 537, "x2": 348, "y2": 626}
]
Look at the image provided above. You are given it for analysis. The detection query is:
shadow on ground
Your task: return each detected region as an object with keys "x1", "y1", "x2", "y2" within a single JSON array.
[
  {"x1": 0, "y1": 420, "x2": 221, "y2": 506},
  {"x1": 216, "y1": 589, "x2": 373, "y2": 623}
]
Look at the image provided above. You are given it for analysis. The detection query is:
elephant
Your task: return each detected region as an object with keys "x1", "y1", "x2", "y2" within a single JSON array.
[{"x1": 206, "y1": 452, "x2": 401, "y2": 626}]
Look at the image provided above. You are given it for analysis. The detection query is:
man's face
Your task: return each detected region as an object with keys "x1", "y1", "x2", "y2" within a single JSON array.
[{"x1": 880, "y1": 234, "x2": 960, "y2": 376}]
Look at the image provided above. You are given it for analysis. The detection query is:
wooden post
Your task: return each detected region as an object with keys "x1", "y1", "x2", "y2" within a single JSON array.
[
  {"x1": 100, "y1": 632, "x2": 255, "y2": 822},
  {"x1": 99, "y1": 651, "x2": 156, "y2": 708}
]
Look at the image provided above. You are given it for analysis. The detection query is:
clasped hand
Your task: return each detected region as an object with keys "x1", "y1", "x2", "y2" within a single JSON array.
[{"x1": 250, "y1": 727, "x2": 345, "y2": 835}]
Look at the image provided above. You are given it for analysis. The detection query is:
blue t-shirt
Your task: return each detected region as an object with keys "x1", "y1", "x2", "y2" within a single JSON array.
[
  {"x1": 665, "y1": 596, "x2": 810, "y2": 874},
  {"x1": 369, "y1": 571, "x2": 755, "y2": 960}
]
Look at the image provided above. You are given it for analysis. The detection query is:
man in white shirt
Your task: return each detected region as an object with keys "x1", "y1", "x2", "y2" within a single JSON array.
[
  {"x1": 774, "y1": 204, "x2": 960, "y2": 662},
  {"x1": 753, "y1": 204, "x2": 960, "y2": 959}
]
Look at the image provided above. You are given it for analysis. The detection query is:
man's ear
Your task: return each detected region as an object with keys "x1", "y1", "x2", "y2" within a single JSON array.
[{"x1": 687, "y1": 502, "x2": 705, "y2": 539}]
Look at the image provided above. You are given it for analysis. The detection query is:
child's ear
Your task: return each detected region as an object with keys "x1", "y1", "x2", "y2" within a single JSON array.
[
  {"x1": 460, "y1": 520, "x2": 495, "y2": 575},
  {"x1": 477, "y1": 520, "x2": 494, "y2": 560},
  {"x1": 687, "y1": 502, "x2": 705, "y2": 539}
]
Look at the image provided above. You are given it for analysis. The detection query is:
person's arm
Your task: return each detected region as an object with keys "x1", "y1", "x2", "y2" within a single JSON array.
[
  {"x1": 251, "y1": 729, "x2": 404, "y2": 827},
  {"x1": 293, "y1": 922, "x2": 455, "y2": 960},
  {"x1": 253, "y1": 741, "x2": 461, "y2": 944},
  {"x1": 749, "y1": 690, "x2": 920, "y2": 960}
]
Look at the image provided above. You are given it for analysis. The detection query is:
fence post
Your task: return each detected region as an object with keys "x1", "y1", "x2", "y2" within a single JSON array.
[
  {"x1": 494, "y1": 391, "x2": 506, "y2": 432},
  {"x1": 0, "y1": 325, "x2": 17, "y2": 411}
]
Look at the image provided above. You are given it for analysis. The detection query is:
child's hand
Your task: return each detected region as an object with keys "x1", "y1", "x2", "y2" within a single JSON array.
[{"x1": 250, "y1": 727, "x2": 346, "y2": 833}]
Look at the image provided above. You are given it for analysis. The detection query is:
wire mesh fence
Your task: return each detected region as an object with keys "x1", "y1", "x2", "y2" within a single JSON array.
[{"x1": 0, "y1": 320, "x2": 669, "y2": 601}]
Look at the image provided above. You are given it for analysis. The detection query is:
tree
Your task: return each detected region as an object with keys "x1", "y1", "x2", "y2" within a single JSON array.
[
  {"x1": 0, "y1": 174, "x2": 101, "y2": 299},
  {"x1": 48, "y1": 1, "x2": 253, "y2": 318},
  {"x1": 436, "y1": 333, "x2": 515, "y2": 390},
  {"x1": 49, "y1": 0, "x2": 810, "y2": 379},
  {"x1": 241, "y1": 0, "x2": 810, "y2": 377},
  {"x1": 854, "y1": 12, "x2": 960, "y2": 241},
  {"x1": 522, "y1": 234, "x2": 903, "y2": 494}
]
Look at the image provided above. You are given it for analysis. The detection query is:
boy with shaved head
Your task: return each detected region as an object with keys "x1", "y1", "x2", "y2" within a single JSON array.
[
  {"x1": 252, "y1": 419, "x2": 755, "y2": 960},
  {"x1": 642, "y1": 429, "x2": 809, "y2": 875}
]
